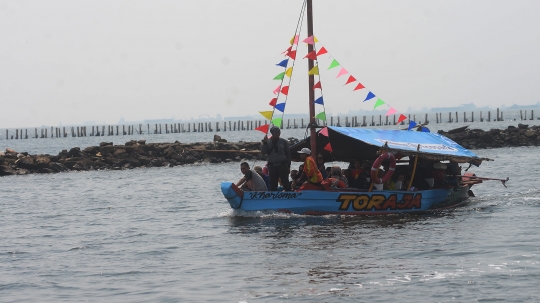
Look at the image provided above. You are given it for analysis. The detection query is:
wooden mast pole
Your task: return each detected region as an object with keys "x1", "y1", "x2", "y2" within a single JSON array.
[{"x1": 306, "y1": 0, "x2": 317, "y2": 158}]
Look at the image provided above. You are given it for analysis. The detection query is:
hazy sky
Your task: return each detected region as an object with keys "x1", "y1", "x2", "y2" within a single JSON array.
[{"x1": 1, "y1": 0, "x2": 540, "y2": 128}]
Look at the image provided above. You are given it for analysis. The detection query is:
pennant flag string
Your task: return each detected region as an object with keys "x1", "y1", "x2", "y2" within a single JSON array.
[
  {"x1": 314, "y1": 96, "x2": 324, "y2": 105},
  {"x1": 285, "y1": 67, "x2": 293, "y2": 77},
  {"x1": 302, "y1": 36, "x2": 315, "y2": 45},
  {"x1": 269, "y1": 98, "x2": 277, "y2": 107},
  {"x1": 324, "y1": 142, "x2": 333, "y2": 152},
  {"x1": 259, "y1": 111, "x2": 273, "y2": 120},
  {"x1": 275, "y1": 103, "x2": 286, "y2": 112},
  {"x1": 316, "y1": 47, "x2": 328, "y2": 56},
  {"x1": 304, "y1": 51, "x2": 317, "y2": 60},
  {"x1": 271, "y1": 117, "x2": 283, "y2": 127},
  {"x1": 328, "y1": 59, "x2": 340, "y2": 70},
  {"x1": 273, "y1": 72, "x2": 285, "y2": 80},
  {"x1": 344, "y1": 75, "x2": 356, "y2": 85},
  {"x1": 397, "y1": 114, "x2": 407, "y2": 124},
  {"x1": 336, "y1": 67, "x2": 348, "y2": 78},
  {"x1": 315, "y1": 112, "x2": 326, "y2": 121},
  {"x1": 307, "y1": 65, "x2": 319, "y2": 75},
  {"x1": 353, "y1": 83, "x2": 365, "y2": 91},
  {"x1": 373, "y1": 98, "x2": 385, "y2": 109},
  {"x1": 313, "y1": 81, "x2": 322, "y2": 89},
  {"x1": 255, "y1": 124, "x2": 269, "y2": 134},
  {"x1": 364, "y1": 91, "x2": 376, "y2": 102},
  {"x1": 319, "y1": 127, "x2": 328, "y2": 137},
  {"x1": 276, "y1": 59, "x2": 288, "y2": 68},
  {"x1": 385, "y1": 107, "x2": 397, "y2": 116}
]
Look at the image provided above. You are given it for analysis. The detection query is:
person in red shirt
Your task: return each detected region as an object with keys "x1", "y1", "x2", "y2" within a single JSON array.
[{"x1": 297, "y1": 148, "x2": 324, "y2": 191}]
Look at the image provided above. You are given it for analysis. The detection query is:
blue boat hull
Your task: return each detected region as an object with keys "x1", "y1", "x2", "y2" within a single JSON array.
[{"x1": 220, "y1": 182, "x2": 470, "y2": 215}]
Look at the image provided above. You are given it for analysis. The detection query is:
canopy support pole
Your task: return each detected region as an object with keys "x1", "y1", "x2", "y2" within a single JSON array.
[{"x1": 407, "y1": 145, "x2": 421, "y2": 191}]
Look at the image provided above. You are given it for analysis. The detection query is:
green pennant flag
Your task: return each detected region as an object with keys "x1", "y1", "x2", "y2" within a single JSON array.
[
  {"x1": 328, "y1": 59, "x2": 340, "y2": 70},
  {"x1": 373, "y1": 98, "x2": 385, "y2": 109},
  {"x1": 273, "y1": 72, "x2": 285, "y2": 80},
  {"x1": 271, "y1": 117, "x2": 282, "y2": 127},
  {"x1": 315, "y1": 112, "x2": 327, "y2": 121}
]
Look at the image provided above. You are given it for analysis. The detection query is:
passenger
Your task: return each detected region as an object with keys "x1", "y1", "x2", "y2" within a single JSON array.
[
  {"x1": 325, "y1": 167, "x2": 332, "y2": 178},
  {"x1": 352, "y1": 160, "x2": 370, "y2": 189},
  {"x1": 394, "y1": 174, "x2": 406, "y2": 190},
  {"x1": 254, "y1": 165, "x2": 270, "y2": 190},
  {"x1": 297, "y1": 148, "x2": 324, "y2": 191},
  {"x1": 317, "y1": 154, "x2": 327, "y2": 179},
  {"x1": 260, "y1": 126, "x2": 291, "y2": 191},
  {"x1": 322, "y1": 165, "x2": 348, "y2": 190},
  {"x1": 236, "y1": 162, "x2": 268, "y2": 191},
  {"x1": 342, "y1": 169, "x2": 354, "y2": 187}
]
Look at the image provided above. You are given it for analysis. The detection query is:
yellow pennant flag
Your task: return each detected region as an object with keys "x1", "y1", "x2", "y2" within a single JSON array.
[
  {"x1": 308, "y1": 66, "x2": 319, "y2": 76},
  {"x1": 285, "y1": 67, "x2": 293, "y2": 77},
  {"x1": 314, "y1": 36, "x2": 319, "y2": 43},
  {"x1": 259, "y1": 111, "x2": 273, "y2": 120}
]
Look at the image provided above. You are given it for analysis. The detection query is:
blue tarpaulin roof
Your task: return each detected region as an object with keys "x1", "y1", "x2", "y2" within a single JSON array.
[{"x1": 290, "y1": 127, "x2": 489, "y2": 164}]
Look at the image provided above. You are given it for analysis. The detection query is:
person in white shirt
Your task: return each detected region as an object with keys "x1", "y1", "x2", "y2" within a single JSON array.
[{"x1": 236, "y1": 162, "x2": 268, "y2": 191}]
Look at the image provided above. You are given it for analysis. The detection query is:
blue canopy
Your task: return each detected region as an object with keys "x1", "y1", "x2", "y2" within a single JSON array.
[{"x1": 291, "y1": 126, "x2": 487, "y2": 165}]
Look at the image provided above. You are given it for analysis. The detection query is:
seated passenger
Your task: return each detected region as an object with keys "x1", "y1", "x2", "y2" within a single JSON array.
[
  {"x1": 317, "y1": 154, "x2": 328, "y2": 179},
  {"x1": 297, "y1": 148, "x2": 324, "y2": 191},
  {"x1": 352, "y1": 161, "x2": 371, "y2": 189},
  {"x1": 254, "y1": 165, "x2": 270, "y2": 190},
  {"x1": 322, "y1": 166, "x2": 348, "y2": 190},
  {"x1": 236, "y1": 162, "x2": 268, "y2": 191}
]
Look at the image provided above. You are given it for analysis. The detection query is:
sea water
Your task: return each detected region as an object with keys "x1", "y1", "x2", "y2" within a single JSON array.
[{"x1": 1, "y1": 122, "x2": 539, "y2": 302}]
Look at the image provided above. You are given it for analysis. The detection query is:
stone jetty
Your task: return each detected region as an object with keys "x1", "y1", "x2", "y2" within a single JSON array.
[
  {"x1": 438, "y1": 124, "x2": 540, "y2": 149},
  {"x1": 1, "y1": 125, "x2": 539, "y2": 176},
  {"x1": 0, "y1": 136, "x2": 267, "y2": 176}
]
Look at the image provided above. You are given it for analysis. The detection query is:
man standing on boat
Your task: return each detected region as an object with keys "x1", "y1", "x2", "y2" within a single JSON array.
[
  {"x1": 261, "y1": 126, "x2": 292, "y2": 191},
  {"x1": 297, "y1": 148, "x2": 324, "y2": 190}
]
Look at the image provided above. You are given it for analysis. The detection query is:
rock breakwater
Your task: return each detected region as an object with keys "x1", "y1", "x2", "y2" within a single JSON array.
[
  {"x1": 438, "y1": 124, "x2": 540, "y2": 149},
  {"x1": 0, "y1": 139, "x2": 265, "y2": 176}
]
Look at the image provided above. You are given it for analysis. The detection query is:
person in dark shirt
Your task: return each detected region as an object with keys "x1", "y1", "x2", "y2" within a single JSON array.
[{"x1": 260, "y1": 126, "x2": 291, "y2": 191}]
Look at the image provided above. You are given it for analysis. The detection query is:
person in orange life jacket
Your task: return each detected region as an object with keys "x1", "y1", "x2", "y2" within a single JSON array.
[
  {"x1": 297, "y1": 148, "x2": 324, "y2": 191},
  {"x1": 321, "y1": 165, "x2": 348, "y2": 190},
  {"x1": 260, "y1": 126, "x2": 291, "y2": 191}
]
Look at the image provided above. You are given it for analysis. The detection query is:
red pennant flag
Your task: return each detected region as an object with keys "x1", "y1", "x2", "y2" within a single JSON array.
[
  {"x1": 303, "y1": 51, "x2": 317, "y2": 60},
  {"x1": 269, "y1": 98, "x2": 277, "y2": 107},
  {"x1": 397, "y1": 114, "x2": 407, "y2": 124},
  {"x1": 319, "y1": 127, "x2": 328, "y2": 137},
  {"x1": 255, "y1": 124, "x2": 269, "y2": 134},
  {"x1": 282, "y1": 46, "x2": 292, "y2": 54},
  {"x1": 313, "y1": 81, "x2": 322, "y2": 89},
  {"x1": 281, "y1": 86, "x2": 289, "y2": 95},
  {"x1": 324, "y1": 142, "x2": 333, "y2": 152},
  {"x1": 316, "y1": 47, "x2": 328, "y2": 56},
  {"x1": 287, "y1": 50, "x2": 297, "y2": 60},
  {"x1": 353, "y1": 83, "x2": 365, "y2": 91},
  {"x1": 344, "y1": 75, "x2": 356, "y2": 85}
]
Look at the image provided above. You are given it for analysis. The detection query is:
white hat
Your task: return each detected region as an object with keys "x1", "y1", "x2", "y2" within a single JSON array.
[{"x1": 298, "y1": 148, "x2": 311, "y2": 155}]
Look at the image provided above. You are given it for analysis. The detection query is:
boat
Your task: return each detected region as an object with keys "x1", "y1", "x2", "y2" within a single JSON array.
[{"x1": 220, "y1": 0, "x2": 496, "y2": 215}]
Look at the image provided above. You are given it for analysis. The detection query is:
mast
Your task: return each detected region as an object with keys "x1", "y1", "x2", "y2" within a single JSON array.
[{"x1": 306, "y1": 0, "x2": 317, "y2": 158}]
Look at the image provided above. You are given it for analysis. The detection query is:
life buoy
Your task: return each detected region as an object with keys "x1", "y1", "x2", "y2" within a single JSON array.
[{"x1": 371, "y1": 152, "x2": 396, "y2": 184}]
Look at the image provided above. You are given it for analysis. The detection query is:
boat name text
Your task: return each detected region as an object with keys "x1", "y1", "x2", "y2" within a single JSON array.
[
  {"x1": 249, "y1": 192, "x2": 303, "y2": 199},
  {"x1": 336, "y1": 193, "x2": 421, "y2": 211}
]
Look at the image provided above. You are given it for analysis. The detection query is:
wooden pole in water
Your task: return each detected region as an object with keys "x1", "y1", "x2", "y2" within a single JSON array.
[
  {"x1": 531, "y1": 110, "x2": 534, "y2": 120},
  {"x1": 407, "y1": 145, "x2": 421, "y2": 191},
  {"x1": 497, "y1": 108, "x2": 500, "y2": 121},
  {"x1": 520, "y1": 110, "x2": 523, "y2": 120},
  {"x1": 455, "y1": 112, "x2": 458, "y2": 123},
  {"x1": 488, "y1": 111, "x2": 491, "y2": 122}
]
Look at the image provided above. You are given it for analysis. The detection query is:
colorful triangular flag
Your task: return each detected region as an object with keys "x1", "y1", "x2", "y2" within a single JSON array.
[
  {"x1": 269, "y1": 98, "x2": 277, "y2": 107},
  {"x1": 314, "y1": 96, "x2": 324, "y2": 105},
  {"x1": 273, "y1": 85, "x2": 281, "y2": 95},
  {"x1": 373, "y1": 98, "x2": 385, "y2": 109},
  {"x1": 308, "y1": 66, "x2": 319, "y2": 75},
  {"x1": 385, "y1": 107, "x2": 397, "y2": 116},
  {"x1": 273, "y1": 72, "x2": 285, "y2": 80},
  {"x1": 287, "y1": 50, "x2": 296, "y2": 60},
  {"x1": 281, "y1": 86, "x2": 289, "y2": 95},
  {"x1": 282, "y1": 46, "x2": 292, "y2": 54},
  {"x1": 313, "y1": 81, "x2": 322, "y2": 89},
  {"x1": 304, "y1": 51, "x2": 317, "y2": 60},
  {"x1": 344, "y1": 75, "x2": 356, "y2": 85},
  {"x1": 319, "y1": 127, "x2": 328, "y2": 137},
  {"x1": 271, "y1": 118, "x2": 282, "y2": 127},
  {"x1": 397, "y1": 114, "x2": 407, "y2": 124},
  {"x1": 407, "y1": 120, "x2": 417, "y2": 131},
  {"x1": 290, "y1": 35, "x2": 299, "y2": 45},
  {"x1": 303, "y1": 36, "x2": 315, "y2": 45},
  {"x1": 363, "y1": 91, "x2": 376, "y2": 102},
  {"x1": 259, "y1": 111, "x2": 273, "y2": 120},
  {"x1": 328, "y1": 59, "x2": 340, "y2": 69},
  {"x1": 315, "y1": 112, "x2": 327, "y2": 121},
  {"x1": 316, "y1": 47, "x2": 327, "y2": 56},
  {"x1": 276, "y1": 59, "x2": 288, "y2": 68},
  {"x1": 285, "y1": 67, "x2": 293, "y2": 77},
  {"x1": 336, "y1": 67, "x2": 348, "y2": 78},
  {"x1": 353, "y1": 83, "x2": 365, "y2": 91},
  {"x1": 275, "y1": 103, "x2": 286, "y2": 112},
  {"x1": 324, "y1": 142, "x2": 333, "y2": 152},
  {"x1": 421, "y1": 127, "x2": 430, "y2": 132},
  {"x1": 255, "y1": 124, "x2": 269, "y2": 134}
]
